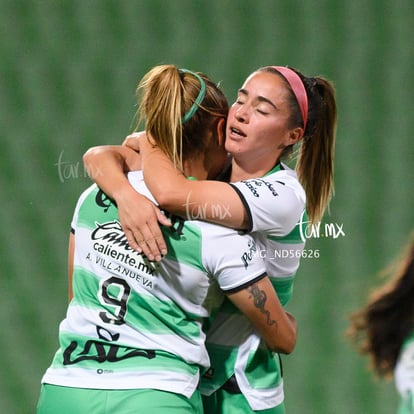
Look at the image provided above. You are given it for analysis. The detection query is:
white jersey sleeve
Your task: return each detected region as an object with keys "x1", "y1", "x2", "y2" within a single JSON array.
[
  {"x1": 395, "y1": 336, "x2": 414, "y2": 411},
  {"x1": 230, "y1": 164, "x2": 306, "y2": 236},
  {"x1": 200, "y1": 222, "x2": 267, "y2": 293}
]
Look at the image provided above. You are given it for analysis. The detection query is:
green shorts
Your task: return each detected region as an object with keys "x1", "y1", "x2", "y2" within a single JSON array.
[
  {"x1": 36, "y1": 384, "x2": 203, "y2": 414},
  {"x1": 202, "y1": 388, "x2": 285, "y2": 414}
]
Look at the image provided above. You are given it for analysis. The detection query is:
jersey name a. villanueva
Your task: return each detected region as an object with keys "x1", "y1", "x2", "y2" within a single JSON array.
[
  {"x1": 41, "y1": 171, "x2": 267, "y2": 398},
  {"x1": 200, "y1": 162, "x2": 307, "y2": 411}
]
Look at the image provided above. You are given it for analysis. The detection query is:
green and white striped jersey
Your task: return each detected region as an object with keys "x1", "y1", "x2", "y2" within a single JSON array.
[
  {"x1": 200, "y1": 163, "x2": 307, "y2": 410},
  {"x1": 41, "y1": 171, "x2": 267, "y2": 398},
  {"x1": 395, "y1": 332, "x2": 414, "y2": 414}
]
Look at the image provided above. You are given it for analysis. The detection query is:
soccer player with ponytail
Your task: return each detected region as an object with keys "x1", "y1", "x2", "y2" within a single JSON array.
[
  {"x1": 84, "y1": 65, "x2": 337, "y2": 413},
  {"x1": 37, "y1": 65, "x2": 296, "y2": 414}
]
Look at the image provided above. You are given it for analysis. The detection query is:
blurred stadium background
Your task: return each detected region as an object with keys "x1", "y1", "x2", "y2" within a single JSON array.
[{"x1": 1, "y1": 0, "x2": 413, "y2": 413}]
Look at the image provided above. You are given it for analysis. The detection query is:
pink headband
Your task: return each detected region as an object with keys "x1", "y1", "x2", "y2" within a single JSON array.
[{"x1": 271, "y1": 66, "x2": 308, "y2": 132}]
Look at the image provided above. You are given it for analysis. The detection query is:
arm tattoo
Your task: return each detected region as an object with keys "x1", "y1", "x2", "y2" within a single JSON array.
[{"x1": 248, "y1": 284, "x2": 278, "y2": 327}]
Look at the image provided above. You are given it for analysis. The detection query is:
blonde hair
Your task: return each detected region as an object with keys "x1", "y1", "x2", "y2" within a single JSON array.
[
  {"x1": 135, "y1": 65, "x2": 228, "y2": 171},
  {"x1": 260, "y1": 67, "x2": 337, "y2": 224}
]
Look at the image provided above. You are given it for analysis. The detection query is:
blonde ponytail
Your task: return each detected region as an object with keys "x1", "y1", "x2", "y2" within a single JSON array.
[
  {"x1": 135, "y1": 64, "x2": 228, "y2": 171},
  {"x1": 136, "y1": 65, "x2": 184, "y2": 169}
]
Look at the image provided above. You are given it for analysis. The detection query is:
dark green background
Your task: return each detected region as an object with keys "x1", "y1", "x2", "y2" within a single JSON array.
[{"x1": 1, "y1": 1, "x2": 413, "y2": 413}]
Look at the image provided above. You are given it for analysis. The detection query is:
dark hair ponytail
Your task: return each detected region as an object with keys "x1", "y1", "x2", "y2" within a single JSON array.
[
  {"x1": 296, "y1": 74, "x2": 337, "y2": 223},
  {"x1": 260, "y1": 66, "x2": 337, "y2": 223}
]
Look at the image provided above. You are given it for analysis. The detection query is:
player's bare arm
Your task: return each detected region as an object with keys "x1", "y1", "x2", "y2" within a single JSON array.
[
  {"x1": 138, "y1": 134, "x2": 249, "y2": 230},
  {"x1": 227, "y1": 276, "x2": 297, "y2": 354}
]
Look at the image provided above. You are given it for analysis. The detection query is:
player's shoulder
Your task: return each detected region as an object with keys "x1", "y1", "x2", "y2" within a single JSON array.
[
  {"x1": 189, "y1": 219, "x2": 251, "y2": 249},
  {"x1": 267, "y1": 163, "x2": 299, "y2": 183},
  {"x1": 127, "y1": 171, "x2": 157, "y2": 204},
  {"x1": 267, "y1": 163, "x2": 305, "y2": 199},
  {"x1": 75, "y1": 183, "x2": 100, "y2": 210}
]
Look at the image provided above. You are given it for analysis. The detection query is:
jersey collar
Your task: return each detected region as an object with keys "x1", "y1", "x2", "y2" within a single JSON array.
[{"x1": 263, "y1": 161, "x2": 283, "y2": 177}]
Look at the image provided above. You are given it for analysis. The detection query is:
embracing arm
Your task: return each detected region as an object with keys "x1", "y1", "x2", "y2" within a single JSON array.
[
  {"x1": 83, "y1": 139, "x2": 171, "y2": 261},
  {"x1": 227, "y1": 277, "x2": 297, "y2": 354},
  {"x1": 83, "y1": 144, "x2": 142, "y2": 201},
  {"x1": 139, "y1": 136, "x2": 249, "y2": 230}
]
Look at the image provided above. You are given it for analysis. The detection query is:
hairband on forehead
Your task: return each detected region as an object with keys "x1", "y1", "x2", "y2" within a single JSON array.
[
  {"x1": 179, "y1": 69, "x2": 206, "y2": 123},
  {"x1": 271, "y1": 66, "x2": 308, "y2": 132}
]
